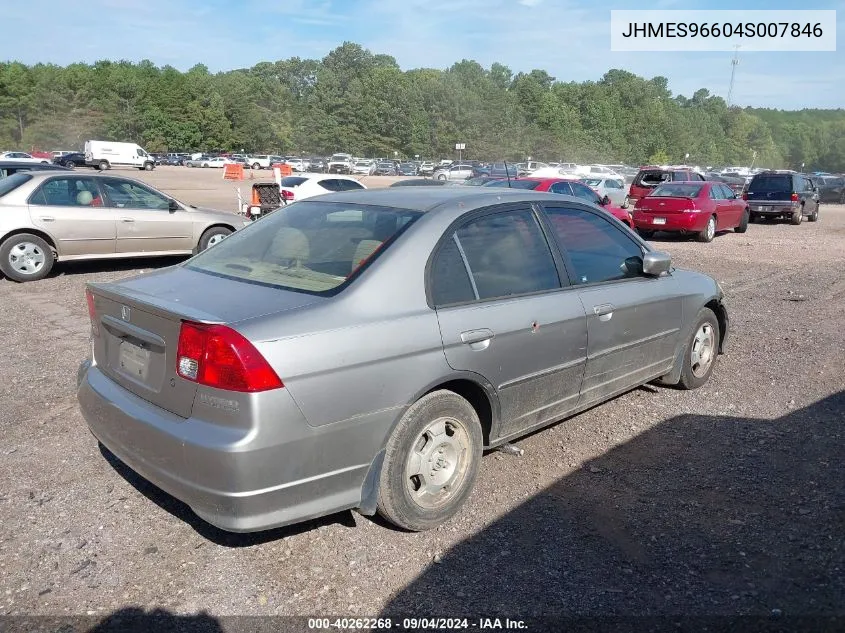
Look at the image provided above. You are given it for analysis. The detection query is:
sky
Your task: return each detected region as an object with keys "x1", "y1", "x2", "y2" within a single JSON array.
[{"x1": 1, "y1": 0, "x2": 842, "y2": 109}]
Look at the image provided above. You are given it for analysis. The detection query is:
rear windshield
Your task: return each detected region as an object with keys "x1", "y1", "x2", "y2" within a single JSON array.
[
  {"x1": 280, "y1": 176, "x2": 308, "y2": 187},
  {"x1": 635, "y1": 170, "x2": 670, "y2": 187},
  {"x1": 0, "y1": 172, "x2": 32, "y2": 195},
  {"x1": 186, "y1": 201, "x2": 422, "y2": 295},
  {"x1": 650, "y1": 184, "x2": 703, "y2": 198},
  {"x1": 484, "y1": 179, "x2": 541, "y2": 190},
  {"x1": 750, "y1": 175, "x2": 792, "y2": 192}
]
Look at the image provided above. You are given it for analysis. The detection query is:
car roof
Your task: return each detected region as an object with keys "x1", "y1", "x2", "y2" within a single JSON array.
[{"x1": 305, "y1": 185, "x2": 562, "y2": 212}]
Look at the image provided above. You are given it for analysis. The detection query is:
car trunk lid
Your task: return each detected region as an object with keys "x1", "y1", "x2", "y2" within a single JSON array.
[
  {"x1": 635, "y1": 196, "x2": 696, "y2": 214},
  {"x1": 87, "y1": 266, "x2": 322, "y2": 418}
]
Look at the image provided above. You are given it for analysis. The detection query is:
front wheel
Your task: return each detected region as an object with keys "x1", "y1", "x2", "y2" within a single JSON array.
[
  {"x1": 198, "y1": 226, "x2": 232, "y2": 251},
  {"x1": 63, "y1": 161, "x2": 75, "y2": 169},
  {"x1": 98, "y1": 160, "x2": 110, "y2": 171},
  {"x1": 808, "y1": 206, "x2": 819, "y2": 222},
  {"x1": 735, "y1": 209, "x2": 749, "y2": 233},
  {"x1": 143, "y1": 161, "x2": 154, "y2": 171},
  {"x1": 252, "y1": 163, "x2": 261, "y2": 170},
  {"x1": 376, "y1": 390, "x2": 483, "y2": 531},
  {"x1": 697, "y1": 216, "x2": 716, "y2": 243},
  {"x1": 678, "y1": 308, "x2": 720, "y2": 390},
  {"x1": 0, "y1": 233, "x2": 55, "y2": 282},
  {"x1": 437, "y1": 174, "x2": 447, "y2": 181}
]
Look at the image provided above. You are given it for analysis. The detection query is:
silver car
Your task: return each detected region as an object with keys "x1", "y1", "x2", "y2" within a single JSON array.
[
  {"x1": 582, "y1": 177, "x2": 627, "y2": 206},
  {"x1": 0, "y1": 171, "x2": 250, "y2": 282},
  {"x1": 78, "y1": 188, "x2": 729, "y2": 533},
  {"x1": 434, "y1": 163, "x2": 474, "y2": 181}
]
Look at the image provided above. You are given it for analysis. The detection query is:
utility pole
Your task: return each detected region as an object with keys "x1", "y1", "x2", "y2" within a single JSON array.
[{"x1": 727, "y1": 45, "x2": 740, "y2": 107}]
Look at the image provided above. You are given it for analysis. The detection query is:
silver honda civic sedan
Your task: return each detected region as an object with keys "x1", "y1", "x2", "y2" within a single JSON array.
[{"x1": 77, "y1": 187, "x2": 729, "y2": 532}]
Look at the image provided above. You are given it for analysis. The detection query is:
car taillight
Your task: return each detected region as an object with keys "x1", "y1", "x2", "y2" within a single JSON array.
[
  {"x1": 741, "y1": 192, "x2": 748, "y2": 200},
  {"x1": 176, "y1": 322, "x2": 283, "y2": 392},
  {"x1": 791, "y1": 192, "x2": 799, "y2": 202},
  {"x1": 281, "y1": 189, "x2": 295, "y2": 202},
  {"x1": 85, "y1": 289, "x2": 99, "y2": 336}
]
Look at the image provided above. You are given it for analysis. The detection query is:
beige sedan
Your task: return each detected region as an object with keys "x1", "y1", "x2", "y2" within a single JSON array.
[{"x1": 0, "y1": 171, "x2": 250, "y2": 282}]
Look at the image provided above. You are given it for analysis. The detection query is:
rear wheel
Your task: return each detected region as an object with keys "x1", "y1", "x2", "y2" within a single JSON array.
[
  {"x1": 198, "y1": 226, "x2": 232, "y2": 251},
  {"x1": 790, "y1": 206, "x2": 803, "y2": 225},
  {"x1": 735, "y1": 209, "x2": 749, "y2": 233},
  {"x1": 377, "y1": 390, "x2": 483, "y2": 531},
  {"x1": 637, "y1": 229, "x2": 654, "y2": 239},
  {"x1": 437, "y1": 174, "x2": 447, "y2": 181},
  {"x1": 697, "y1": 216, "x2": 716, "y2": 243},
  {"x1": 63, "y1": 160, "x2": 75, "y2": 169},
  {"x1": 678, "y1": 308, "x2": 720, "y2": 390},
  {"x1": 0, "y1": 233, "x2": 55, "y2": 282}
]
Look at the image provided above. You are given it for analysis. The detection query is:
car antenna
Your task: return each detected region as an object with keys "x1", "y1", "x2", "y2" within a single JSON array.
[{"x1": 504, "y1": 160, "x2": 512, "y2": 188}]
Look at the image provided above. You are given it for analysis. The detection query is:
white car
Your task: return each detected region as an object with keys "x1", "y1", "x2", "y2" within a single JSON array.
[
  {"x1": 581, "y1": 177, "x2": 627, "y2": 206},
  {"x1": 202, "y1": 157, "x2": 232, "y2": 168},
  {"x1": 286, "y1": 158, "x2": 310, "y2": 172},
  {"x1": 279, "y1": 174, "x2": 367, "y2": 202},
  {"x1": 352, "y1": 160, "x2": 376, "y2": 175},
  {"x1": 246, "y1": 155, "x2": 273, "y2": 169},
  {"x1": 528, "y1": 167, "x2": 582, "y2": 179},
  {"x1": 0, "y1": 152, "x2": 50, "y2": 164},
  {"x1": 579, "y1": 164, "x2": 623, "y2": 180}
]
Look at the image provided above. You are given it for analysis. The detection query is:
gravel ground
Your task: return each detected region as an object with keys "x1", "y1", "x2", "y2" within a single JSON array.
[{"x1": 0, "y1": 198, "x2": 843, "y2": 627}]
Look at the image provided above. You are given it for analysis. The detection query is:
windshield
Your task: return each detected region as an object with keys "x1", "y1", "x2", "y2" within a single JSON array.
[
  {"x1": 186, "y1": 201, "x2": 422, "y2": 295},
  {"x1": 484, "y1": 179, "x2": 541, "y2": 190},
  {"x1": 0, "y1": 172, "x2": 32, "y2": 194},
  {"x1": 650, "y1": 184, "x2": 703, "y2": 198}
]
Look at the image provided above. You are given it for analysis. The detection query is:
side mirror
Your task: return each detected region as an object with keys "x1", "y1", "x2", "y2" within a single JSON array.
[
  {"x1": 642, "y1": 251, "x2": 672, "y2": 277},
  {"x1": 168, "y1": 199, "x2": 180, "y2": 212},
  {"x1": 601, "y1": 195, "x2": 611, "y2": 206}
]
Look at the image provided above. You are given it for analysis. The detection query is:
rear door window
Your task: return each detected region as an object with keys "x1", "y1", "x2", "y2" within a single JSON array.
[
  {"x1": 439, "y1": 208, "x2": 561, "y2": 301},
  {"x1": 29, "y1": 177, "x2": 103, "y2": 207}
]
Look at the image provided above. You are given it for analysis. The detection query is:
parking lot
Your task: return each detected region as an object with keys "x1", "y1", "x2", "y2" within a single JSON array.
[{"x1": 1, "y1": 167, "x2": 843, "y2": 619}]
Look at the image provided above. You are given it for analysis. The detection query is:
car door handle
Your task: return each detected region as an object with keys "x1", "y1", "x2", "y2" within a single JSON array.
[
  {"x1": 121, "y1": 217, "x2": 135, "y2": 223},
  {"x1": 460, "y1": 328, "x2": 494, "y2": 350},
  {"x1": 593, "y1": 304, "x2": 614, "y2": 321},
  {"x1": 39, "y1": 216, "x2": 55, "y2": 222}
]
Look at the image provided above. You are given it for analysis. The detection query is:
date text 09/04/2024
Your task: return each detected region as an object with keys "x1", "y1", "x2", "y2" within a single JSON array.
[{"x1": 307, "y1": 618, "x2": 528, "y2": 630}]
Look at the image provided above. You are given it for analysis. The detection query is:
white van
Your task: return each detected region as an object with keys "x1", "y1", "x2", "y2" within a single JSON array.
[{"x1": 84, "y1": 140, "x2": 155, "y2": 171}]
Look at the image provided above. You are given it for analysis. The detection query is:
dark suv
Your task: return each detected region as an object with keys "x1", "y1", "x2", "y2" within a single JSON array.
[
  {"x1": 743, "y1": 171, "x2": 819, "y2": 224},
  {"x1": 627, "y1": 167, "x2": 705, "y2": 206}
]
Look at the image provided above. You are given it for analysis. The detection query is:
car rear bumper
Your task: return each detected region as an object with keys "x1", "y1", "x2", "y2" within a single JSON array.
[
  {"x1": 748, "y1": 202, "x2": 799, "y2": 215},
  {"x1": 632, "y1": 211, "x2": 708, "y2": 232},
  {"x1": 77, "y1": 362, "x2": 382, "y2": 532}
]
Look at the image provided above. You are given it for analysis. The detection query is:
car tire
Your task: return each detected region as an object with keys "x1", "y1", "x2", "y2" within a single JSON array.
[
  {"x1": 252, "y1": 163, "x2": 261, "y2": 170},
  {"x1": 98, "y1": 160, "x2": 110, "y2": 171},
  {"x1": 376, "y1": 389, "x2": 483, "y2": 532},
  {"x1": 678, "y1": 307, "x2": 720, "y2": 390},
  {"x1": 637, "y1": 229, "x2": 654, "y2": 239},
  {"x1": 749, "y1": 212, "x2": 758, "y2": 223},
  {"x1": 697, "y1": 216, "x2": 716, "y2": 243},
  {"x1": 808, "y1": 206, "x2": 819, "y2": 222},
  {"x1": 63, "y1": 161, "x2": 75, "y2": 169},
  {"x1": 790, "y1": 207, "x2": 803, "y2": 225},
  {"x1": 0, "y1": 233, "x2": 55, "y2": 282},
  {"x1": 437, "y1": 174, "x2": 447, "y2": 181},
  {"x1": 143, "y1": 162, "x2": 154, "y2": 171},
  {"x1": 198, "y1": 226, "x2": 232, "y2": 251},
  {"x1": 735, "y1": 209, "x2": 749, "y2": 233}
]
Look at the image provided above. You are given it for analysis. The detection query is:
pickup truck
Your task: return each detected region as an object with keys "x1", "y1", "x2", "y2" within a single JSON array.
[{"x1": 328, "y1": 153, "x2": 354, "y2": 174}]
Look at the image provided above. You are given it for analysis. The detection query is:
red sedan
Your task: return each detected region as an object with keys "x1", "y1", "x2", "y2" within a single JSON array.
[
  {"x1": 632, "y1": 181, "x2": 750, "y2": 243},
  {"x1": 484, "y1": 177, "x2": 634, "y2": 228}
]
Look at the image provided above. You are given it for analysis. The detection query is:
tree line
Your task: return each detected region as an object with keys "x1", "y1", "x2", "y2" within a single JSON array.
[{"x1": 1, "y1": 42, "x2": 843, "y2": 171}]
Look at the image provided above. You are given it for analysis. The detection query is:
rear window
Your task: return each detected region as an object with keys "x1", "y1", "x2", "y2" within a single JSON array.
[
  {"x1": 484, "y1": 179, "x2": 541, "y2": 190},
  {"x1": 650, "y1": 184, "x2": 703, "y2": 198},
  {"x1": 186, "y1": 201, "x2": 422, "y2": 295},
  {"x1": 280, "y1": 177, "x2": 308, "y2": 187},
  {"x1": 0, "y1": 172, "x2": 32, "y2": 195},
  {"x1": 635, "y1": 170, "x2": 670, "y2": 187},
  {"x1": 750, "y1": 175, "x2": 792, "y2": 192}
]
